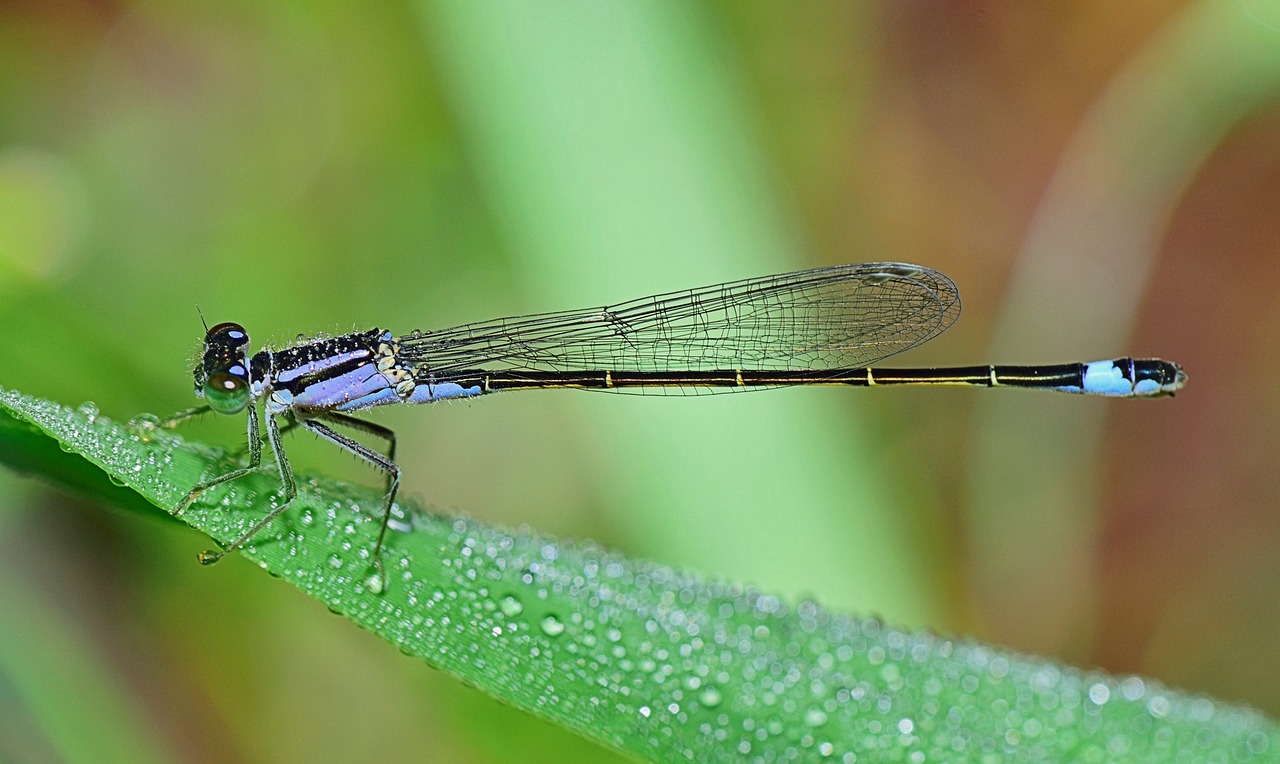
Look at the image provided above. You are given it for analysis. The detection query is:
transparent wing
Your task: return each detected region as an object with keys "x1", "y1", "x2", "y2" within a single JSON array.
[{"x1": 399, "y1": 263, "x2": 960, "y2": 381}]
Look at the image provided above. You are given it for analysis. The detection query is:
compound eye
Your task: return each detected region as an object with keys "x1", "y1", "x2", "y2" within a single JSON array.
[{"x1": 203, "y1": 372, "x2": 250, "y2": 414}]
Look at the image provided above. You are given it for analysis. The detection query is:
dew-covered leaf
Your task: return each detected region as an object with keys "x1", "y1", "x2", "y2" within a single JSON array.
[{"x1": 0, "y1": 386, "x2": 1275, "y2": 763}]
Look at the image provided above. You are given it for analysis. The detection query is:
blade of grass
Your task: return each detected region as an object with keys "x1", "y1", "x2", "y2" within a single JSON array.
[{"x1": 0, "y1": 385, "x2": 1275, "y2": 762}]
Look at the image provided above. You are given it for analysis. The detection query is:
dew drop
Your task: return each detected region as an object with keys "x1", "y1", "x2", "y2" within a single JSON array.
[
  {"x1": 804, "y1": 708, "x2": 828, "y2": 727},
  {"x1": 699, "y1": 686, "x2": 723, "y2": 708},
  {"x1": 76, "y1": 402, "x2": 99, "y2": 423},
  {"x1": 499, "y1": 595, "x2": 524, "y2": 617},
  {"x1": 539, "y1": 614, "x2": 565, "y2": 636},
  {"x1": 128, "y1": 414, "x2": 159, "y2": 441}
]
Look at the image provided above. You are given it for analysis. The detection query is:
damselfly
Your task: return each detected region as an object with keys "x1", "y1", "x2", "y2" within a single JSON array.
[{"x1": 161, "y1": 262, "x2": 1185, "y2": 580}]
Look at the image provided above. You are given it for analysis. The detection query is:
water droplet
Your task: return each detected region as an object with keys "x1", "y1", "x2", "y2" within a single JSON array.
[
  {"x1": 499, "y1": 595, "x2": 523, "y2": 617},
  {"x1": 699, "y1": 686, "x2": 723, "y2": 707},
  {"x1": 1119, "y1": 676, "x2": 1145, "y2": 700},
  {"x1": 364, "y1": 572, "x2": 385, "y2": 594},
  {"x1": 804, "y1": 708, "x2": 828, "y2": 727},
  {"x1": 327, "y1": 554, "x2": 344, "y2": 569},
  {"x1": 539, "y1": 614, "x2": 565, "y2": 636},
  {"x1": 76, "y1": 402, "x2": 99, "y2": 423},
  {"x1": 128, "y1": 413, "x2": 159, "y2": 441}
]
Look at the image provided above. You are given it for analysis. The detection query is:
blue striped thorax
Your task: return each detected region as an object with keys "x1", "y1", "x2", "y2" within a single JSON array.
[{"x1": 192, "y1": 325, "x2": 484, "y2": 421}]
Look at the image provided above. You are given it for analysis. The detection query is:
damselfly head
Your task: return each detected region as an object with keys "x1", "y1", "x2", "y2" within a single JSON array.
[{"x1": 194, "y1": 322, "x2": 252, "y2": 415}]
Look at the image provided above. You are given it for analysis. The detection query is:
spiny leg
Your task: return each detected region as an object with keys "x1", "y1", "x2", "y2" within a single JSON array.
[
  {"x1": 319, "y1": 411, "x2": 397, "y2": 466},
  {"x1": 198, "y1": 410, "x2": 298, "y2": 564},
  {"x1": 128, "y1": 404, "x2": 210, "y2": 439},
  {"x1": 231, "y1": 413, "x2": 300, "y2": 459},
  {"x1": 156, "y1": 404, "x2": 212, "y2": 429},
  {"x1": 301, "y1": 417, "x2": 400, "y2": 585},
  {"x1": 318, "y1": 412, "x2": 398, "y2": 548},
  {"x1": 175, "y1": 401, "x2": 262, "y2": 517}
]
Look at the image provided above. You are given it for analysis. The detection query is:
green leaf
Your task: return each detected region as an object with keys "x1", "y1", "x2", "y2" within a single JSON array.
[{"x1": 0, "y1": 386, "x2": 1275, "y2": 763}]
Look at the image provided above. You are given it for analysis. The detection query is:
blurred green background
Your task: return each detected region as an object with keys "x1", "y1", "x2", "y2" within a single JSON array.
[{"x1": 2, "y1": 1, "x2": 1279, "y2": 761}]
